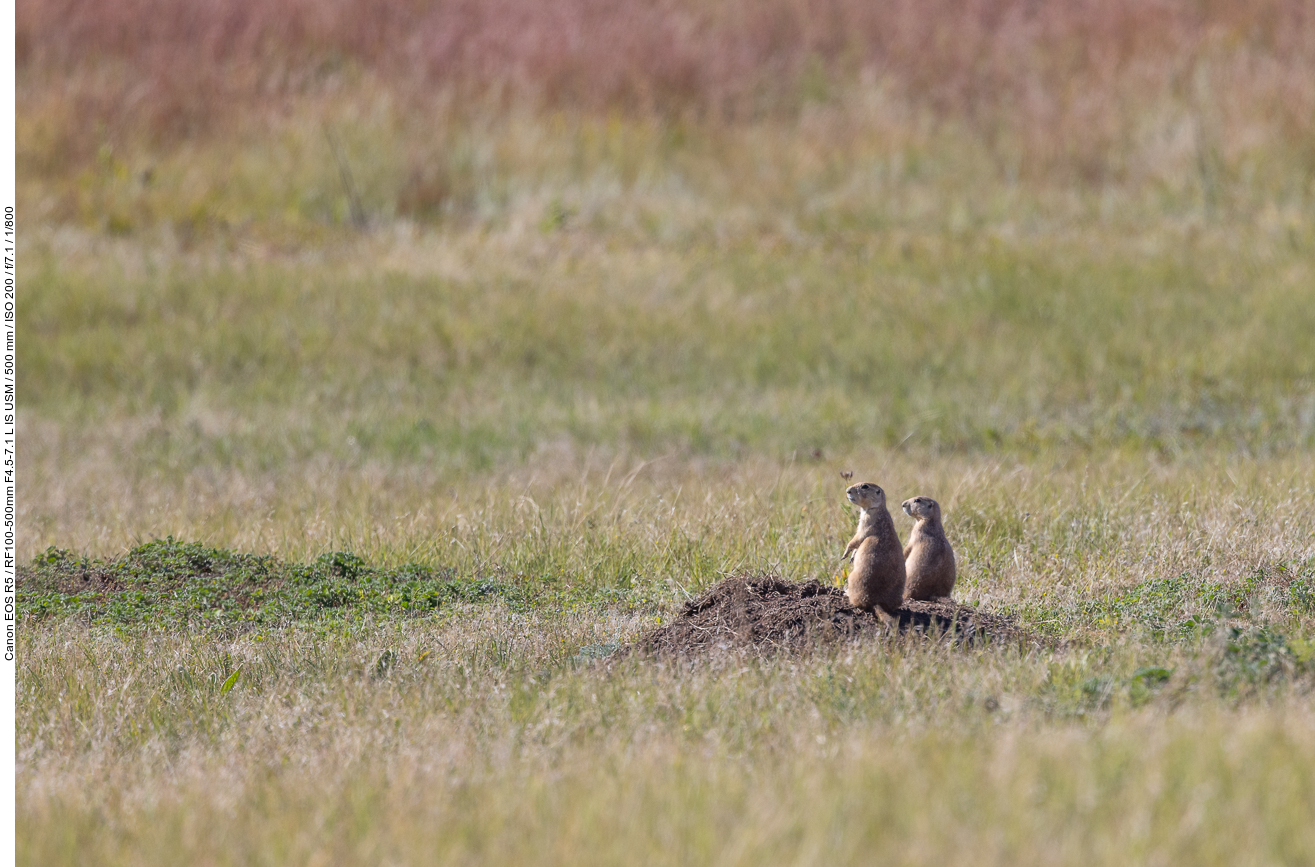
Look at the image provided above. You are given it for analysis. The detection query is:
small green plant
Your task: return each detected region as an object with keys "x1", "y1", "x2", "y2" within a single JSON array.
[
  {"x1": 1216, "y1": 625, "x2": 1307, "y2": 695},
  {"x1": 219, "y1": 668, "x2": 242, "y2": 695},
  {"x1": 1127, "y1": 666, "x2": 1173, "y2": 706}
]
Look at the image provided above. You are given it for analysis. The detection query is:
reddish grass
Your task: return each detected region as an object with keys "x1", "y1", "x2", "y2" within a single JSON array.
[{"x1": 17, "y1": 0, "x2": 1315, "y2": 178}]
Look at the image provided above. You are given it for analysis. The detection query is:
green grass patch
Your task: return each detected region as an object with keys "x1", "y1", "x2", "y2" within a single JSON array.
[
  {"x1": 18, "y1": 537, "x2": 663, "y2": 627},
  {"x1": 1007, "y1": 559, "x2": 1315, "y2": 639}
]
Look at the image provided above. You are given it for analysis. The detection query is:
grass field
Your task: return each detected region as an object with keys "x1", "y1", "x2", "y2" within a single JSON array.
[{"x1": 16, "y1": 1, "x2": 1315, "y2": 863}]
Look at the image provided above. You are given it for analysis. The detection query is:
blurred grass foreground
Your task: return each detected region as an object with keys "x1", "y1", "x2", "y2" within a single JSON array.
[{"x1": 14, "y1": 2, "x2": 1315, "y2": 865}]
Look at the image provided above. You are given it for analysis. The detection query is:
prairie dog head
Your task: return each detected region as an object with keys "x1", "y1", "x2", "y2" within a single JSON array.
[
  {"x1": 901, "y1": 496, "x2": 942, "y2": 522},
  {"x1": 846, "y1": 482, "x2": 887, "y2": 510}
]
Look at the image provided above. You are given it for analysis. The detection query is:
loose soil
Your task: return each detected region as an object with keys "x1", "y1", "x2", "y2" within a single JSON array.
[{"x1": 630, "y1": 574, "x2": 1024, "y2": 656}]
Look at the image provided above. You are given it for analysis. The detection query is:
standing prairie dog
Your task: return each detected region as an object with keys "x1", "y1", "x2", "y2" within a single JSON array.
[
  {"x1": 901, "y1": 496, "x2": 956, "y2": 601},
  {"x1": 842, "y1": 483, "x2": 906, "y2": 615}
]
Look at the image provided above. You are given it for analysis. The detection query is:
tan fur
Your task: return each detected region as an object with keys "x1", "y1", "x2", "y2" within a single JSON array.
[
  {"x1": 842, "y1": 483, "x2": 906, "y2": 615},
  {"x1": 901, "y1": 496, "x2": 956, "y2": 601}
]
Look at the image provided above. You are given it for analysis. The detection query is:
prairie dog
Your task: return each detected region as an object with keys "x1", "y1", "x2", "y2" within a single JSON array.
[
  {"x1": 901, "y1": 496, "x2": 956, "y2": 601},
  {"x1": 842, "y1": 482, "x2": 906, "y2": 615}
]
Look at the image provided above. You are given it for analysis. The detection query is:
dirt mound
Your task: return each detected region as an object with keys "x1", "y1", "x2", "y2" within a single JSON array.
[{"x1": 630, "y1": 574, "x2": 1022, "y2": 656}]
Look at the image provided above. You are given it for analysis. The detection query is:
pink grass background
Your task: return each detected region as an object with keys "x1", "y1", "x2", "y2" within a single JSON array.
[{"x1": 17, "y1": 0, "x2": 1315, "y2": 177}]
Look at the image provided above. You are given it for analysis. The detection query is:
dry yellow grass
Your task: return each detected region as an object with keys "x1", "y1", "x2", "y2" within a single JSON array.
[
  {"x1": 18, "y1": 614, "x2": 1315, "y2": 866},
  {"x1": 15, "y1": 4, "x2": 1315, "y2": 860}
]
